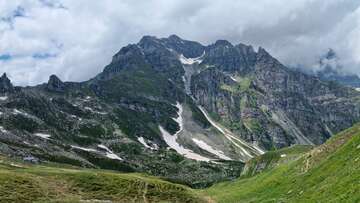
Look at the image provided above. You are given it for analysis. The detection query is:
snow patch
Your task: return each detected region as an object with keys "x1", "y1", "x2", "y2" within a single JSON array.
[
  {"x1": 159, "y1": 102, "x2": 211, "y2": 162},
  {"x1": 84, "y1": 107, "x2": 93, "y2": 111},
  {"x1": 167, "y1": 48, "x2": 175, "y2": 52},
  {"x1": 230, "y1": 76, "x2": 238, "y2": 82},
  {"x1": 34, "y1": 133, "x2": 51, "y2": 139},
  {"x1": 179, "y1": 51, "x2": 205, "y2": 65},
  {"x1": 98, "y1": 145, "x2": 123, "y2": 160},
  {"x1": 71, "y1": 145, "x2": 97, "y2": 152},
  {"x1": 13, "y1": 109, "x2": 31, "y2": 117},
  {"x1": 137, "y1": 137, "x2": 158, "y2": 150},
  {"x1": 159, "y1": 126, "x2": 210, "y2": 162},
  {"x1": 192, "y1": 138, "x2": 232, "y2": 160},
  {"x1": 70, "y1": 115, "x2": 83, "y2": 121},
  {"x1": 10, "y1": 163, "x2": 24, "y2": 168},
  {"x1": 0, "y1": 96, "x2": 8, "y2": 101},
  {"x1": 84, "y1": 107, "x2": 107, "y2": 115},
  {"x1": 0, "y1": 126, "x2": 8, "y2": 133},
  {"x1": 105, "y1": 153, "x2": 123, "y2": 160},
  {"x1": 356, "y1": 88, "x2": 360, "y2": 92},
  {"x1": 198, "y1": 106, "x2": 265, "y2": 158}
]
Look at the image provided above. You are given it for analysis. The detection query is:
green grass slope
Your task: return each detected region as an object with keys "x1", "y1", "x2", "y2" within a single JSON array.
[
  {"x1": 241, "y1": 145, "x2": 313, "y2": 178},
  {"x1": 204, "y1": 123, "x2": 360, "y2": 203},
  {"x1": 0, "y1": 157, "x2": 205, "y2": 203}
]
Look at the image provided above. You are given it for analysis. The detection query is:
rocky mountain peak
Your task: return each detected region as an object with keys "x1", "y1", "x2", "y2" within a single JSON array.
[
  {"x1": 101, "y1": 44, "x2": 147, "y2": 79},
  {"x1": 162, "y1": 34, "x2": 205, "y2": 58},
  {"x1": 256, "y1": 47, "x2": 279, "y2": 65},
  {"x1": 46, "y1": 74, "x2": 65, "y2": 92},
  {"x1": 236, "y1": 43, "x2": 255, "y2": 53},
  {"x1": 138, "y1": 35, "x2": 165, "y2": 52},
  {"x1": 315, "y1": 48, "x2": 360, "y2": 87},
  {"x1": 325, "y1": 48, "x2": 336, "y2": 60},
  {"x1": 139, "y1": 35, "x2": 157, "y2": 43},
  {"x1": 257, "y1": 47, "x2": 270, "y2": 57},
  {"x1": 214, "y1": 40, "x2": 233, "y2": 47},
  {"x1": 0, "y1": 73, "x2": 14, "y2": 93},
  {"x1": 112, "y1": 44, "x2": 144, "y2": 62},
  {"x1": 168, "y1": 34, "x2": 183, "y2": 42}
]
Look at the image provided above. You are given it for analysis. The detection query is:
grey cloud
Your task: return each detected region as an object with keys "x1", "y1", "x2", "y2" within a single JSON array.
[{"x1": 0, "y1": 0, "x2": 359, "y2": 86}]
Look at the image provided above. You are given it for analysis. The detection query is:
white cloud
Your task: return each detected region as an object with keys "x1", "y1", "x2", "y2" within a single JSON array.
[{"x1": 0, "y1": 0, "x2": 359, "y2": 85}]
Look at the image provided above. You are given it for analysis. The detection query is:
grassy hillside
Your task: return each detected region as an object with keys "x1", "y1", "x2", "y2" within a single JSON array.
[
  {"x1": 204, "y1": 123, "x2": 360, "y2": 203},
  {"x1": 0, "y1": 156, "x2": 205, "y2": 203},
  {"x1": 241, "y1": 145, "x2": 313, "y2": 177}
]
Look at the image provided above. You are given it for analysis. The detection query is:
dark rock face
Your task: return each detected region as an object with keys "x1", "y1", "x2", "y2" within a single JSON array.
[
  {"x1": 0, "y1": 73, "x2": 14, "y2": 93},
  {"x1": 162, "y1": 34, "x2": 205, "y2": 58},
  {"x1": 191, "y1": 45, "x2": 360, "y2": 149},
  {"x1": 202, "y1": 41, "x2": 257, "y2": 74},
  {"x1": 138, "y1": 36, "x2": 184, "y2": 79},
  {"x1": 46, "y1": 75, "x2": 66, "y2": 92}
]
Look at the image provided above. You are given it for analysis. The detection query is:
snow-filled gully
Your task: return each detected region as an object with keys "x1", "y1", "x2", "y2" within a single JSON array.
[
  {"x1": 159, "y1": 102, "x2": 211, "y2": 162},
  {"x1": 198, "y1": 106, "x2": 265, "y2": 159}
]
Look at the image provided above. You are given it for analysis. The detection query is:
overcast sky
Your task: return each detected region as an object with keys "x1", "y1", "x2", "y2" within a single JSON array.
[{"x1": 1, "y1": 0, "x2": 360, "y2": 86}]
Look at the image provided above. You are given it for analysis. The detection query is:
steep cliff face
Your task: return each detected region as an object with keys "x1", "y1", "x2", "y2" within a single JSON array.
[
  {"x1": 191, "y1": 42, "x2": 360, "y2": 150},
  {"x1": 0, "y1": 73, "x2": 14, "y2": 93}
]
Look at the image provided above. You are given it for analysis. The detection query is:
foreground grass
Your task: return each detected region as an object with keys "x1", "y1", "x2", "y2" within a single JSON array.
[
  {"x1": 0, "y1": 158, "x2": 205, "y2": 203},
  {"x1": 204, "y1": 124, "x2": 360, "y2": 203}
]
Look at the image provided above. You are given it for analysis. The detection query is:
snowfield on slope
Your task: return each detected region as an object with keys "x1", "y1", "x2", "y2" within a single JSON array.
[
  {"x1": 137, "y1": 137, "x2": 158, "y2": 150},
  {"x1": 159, "y1": 102, "x2": 211, "y2": 162},
  {"x1": 34, "y1": 133, "x2": 51, "y2": 139},
  {"x1": 71, "y1": 145, "x2": 98, "y2": 152},
  {"x1": 98, "y1": 144, "x2": 123, "y2": 160},
  {"x1": 198, "y1": 106, "x2": 265, "y2": 160},
  {"x1": 192, "y1": 138, "x2": 232, "y2": 160},
  {"x1": 179, "y1": 51, "x2": 205, "y2": 65}
]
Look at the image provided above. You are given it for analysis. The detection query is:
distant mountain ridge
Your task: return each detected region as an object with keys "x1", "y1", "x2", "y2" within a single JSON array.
[
  {"x1": 1, "y1": 35, "x2": 360, "y2": 187},
  {"x1": 296, "y1": 48, "x2": 360, "y2": 88}
]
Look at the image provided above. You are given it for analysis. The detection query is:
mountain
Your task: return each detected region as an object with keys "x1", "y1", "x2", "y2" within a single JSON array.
[
  {"x1": 298, "y1": 49, "x2": 360, "y2": 88},
  {"x1": 1, "y1": 35, "x2": 360, "y2": 187},
  {"x1": 204, "y1": 122, "x2": 360, "y2": 202}
]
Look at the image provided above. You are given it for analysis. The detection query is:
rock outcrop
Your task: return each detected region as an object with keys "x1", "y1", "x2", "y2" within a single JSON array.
[
  {"x1": 0, "y1": 73, "x2": 14, "y2": 93},
  {"x1": 46, "y1": 75, "x2": 66, "y2": 92}
]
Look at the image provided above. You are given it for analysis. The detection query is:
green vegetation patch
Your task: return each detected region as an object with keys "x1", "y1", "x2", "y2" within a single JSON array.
[
  {"x1": 220, "y1": 77, "x2": 252, "y2": 94},
  {"x1": 0, "y1": 157, "x2": 205, "y2": 203},
  {"x1": 203, "y1": 123, "x2": 360, "y2": 203}
]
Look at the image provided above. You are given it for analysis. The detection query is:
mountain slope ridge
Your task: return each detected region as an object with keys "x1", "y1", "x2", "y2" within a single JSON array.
[{"x1": 204, "y1": 122, "x2": 360, "y2": 202}]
